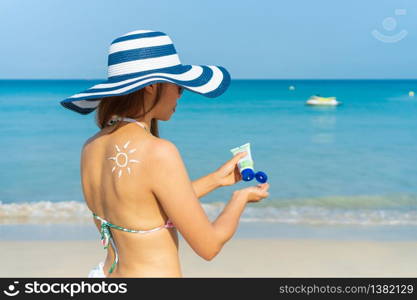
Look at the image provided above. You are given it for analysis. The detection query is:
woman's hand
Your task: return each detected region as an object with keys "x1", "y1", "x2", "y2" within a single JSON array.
[
  {"x1": 235, "y1": 183, "x2": 270, "y2": 203},
  {"x1": 213, "y1": 151, "x2": 248, "y2": 187}
]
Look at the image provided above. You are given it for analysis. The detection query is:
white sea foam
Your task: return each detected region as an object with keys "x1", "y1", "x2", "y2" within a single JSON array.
[
  {"x1": 1, "y1": 200, "x2": 417, "y2": 226},
  {"x1": 0, "y1": 201, "x2": 91, "y2": 224}
]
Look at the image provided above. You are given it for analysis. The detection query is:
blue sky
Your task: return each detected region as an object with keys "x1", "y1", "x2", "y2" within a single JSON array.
[{"x1": 1, "y1": 0, "x2": 415, "y2": 79}]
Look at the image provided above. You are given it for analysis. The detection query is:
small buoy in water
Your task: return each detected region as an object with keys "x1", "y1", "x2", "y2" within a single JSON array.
[
  {"x1": 409, "y1": 91, "x2": 415, "y2": 97},
  {"x1": 289, "y1": 85, "x2": 295, "y2": 91}
]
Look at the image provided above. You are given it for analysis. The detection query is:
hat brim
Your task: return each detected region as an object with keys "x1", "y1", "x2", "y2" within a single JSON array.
[{"x1": 60, "y1": 64, "x2": 231, "y2": 115}]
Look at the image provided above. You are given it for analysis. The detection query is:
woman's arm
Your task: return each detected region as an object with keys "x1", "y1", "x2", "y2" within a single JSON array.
[
  {"x1": 192, "y1": 173, "x2": 221, "y2": 199},
  {"x1": 150, "y1": 139, "x2": 268, "y2": 261},
  {"x1": 191, "y1": 151, "x2": 248, "y2": 198},
  {"x1": 150, "y1": 139, "x2": 247, "y2": 260}
]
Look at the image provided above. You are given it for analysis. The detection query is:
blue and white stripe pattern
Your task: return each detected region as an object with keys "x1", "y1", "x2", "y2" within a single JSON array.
[{"x1": 60, "y1": 30, "x2": 231, "y2": 114}]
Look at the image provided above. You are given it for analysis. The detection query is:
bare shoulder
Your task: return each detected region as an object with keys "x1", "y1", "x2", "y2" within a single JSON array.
[
  {"x1": 146, "y1": 137, "x2": 186, "y2": 184},
  {"x1": 80, "y1": 136, "x2": 94, "y2": 158},
  {"x1": 81, "y1": 131, "x2": 101, "y2": 153},
  {"x1": 148, "y1": 137, "x2": 180, "y2": 161}
]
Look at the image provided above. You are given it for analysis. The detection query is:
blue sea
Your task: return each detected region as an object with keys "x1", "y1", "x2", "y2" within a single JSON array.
[{"x1": 1, "y1": 79, "x2": 417, "y2": 240}]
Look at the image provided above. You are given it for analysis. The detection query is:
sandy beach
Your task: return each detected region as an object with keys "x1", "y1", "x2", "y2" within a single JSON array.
[{"x1": 2, "y1": 238, "x2": 417, "y2": 277}]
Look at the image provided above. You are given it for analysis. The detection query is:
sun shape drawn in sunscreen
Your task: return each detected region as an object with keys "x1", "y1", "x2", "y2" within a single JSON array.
[{"x1": 108, "y1": 140, "x2": 140, "y2": 177}]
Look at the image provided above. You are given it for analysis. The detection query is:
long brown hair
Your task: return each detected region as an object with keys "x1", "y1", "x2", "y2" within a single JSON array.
[{"x1": 95, "y1": 84, "x2": 164, "y2": 137}]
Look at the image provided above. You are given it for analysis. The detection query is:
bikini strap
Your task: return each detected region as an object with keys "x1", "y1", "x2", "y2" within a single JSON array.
[
  {"x1": 93, "y1": 213, "x2": 118, "y2": 274},
  {"x1": 92, "y1": 212, "x2": 175, "y2": 274},
  {"x1": 165, "y1": 219, "x2": 175, "y2": 228},
  {"x1": 121, "y1": 117, "x2": 147, "y2": 130},
  {"x1": 107, "y1": 116, "x2": 148, "y2": 131}
]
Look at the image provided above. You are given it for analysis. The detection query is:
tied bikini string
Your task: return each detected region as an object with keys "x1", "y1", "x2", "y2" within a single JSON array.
[{"x1": 107, "y1": 116, "x2": 150, "y2": 134}]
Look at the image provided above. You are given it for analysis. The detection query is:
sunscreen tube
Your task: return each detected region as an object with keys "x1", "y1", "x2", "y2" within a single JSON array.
[{"x1": 230, "y1": 142, "x2": 255, "y2": 181}]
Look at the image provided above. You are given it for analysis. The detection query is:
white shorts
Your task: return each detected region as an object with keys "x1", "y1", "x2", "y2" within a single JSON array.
[{"x1": 88, "y1": 261, "x2": 106, "y2": 278}]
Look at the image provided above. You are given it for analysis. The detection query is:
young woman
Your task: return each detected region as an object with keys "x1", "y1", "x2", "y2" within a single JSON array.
[{"x1": 60, "y1": 30, "x2": 270, "y2": 277}]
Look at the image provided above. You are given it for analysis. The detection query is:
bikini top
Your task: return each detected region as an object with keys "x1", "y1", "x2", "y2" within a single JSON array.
[{"x1": 91, "y1": 117, "x2": 175, "y2": 275}]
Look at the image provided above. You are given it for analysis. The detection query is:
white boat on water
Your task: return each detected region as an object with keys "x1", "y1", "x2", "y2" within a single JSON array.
[{"x1": 306, "y1": 95, "x2": 341, "y2": 106}]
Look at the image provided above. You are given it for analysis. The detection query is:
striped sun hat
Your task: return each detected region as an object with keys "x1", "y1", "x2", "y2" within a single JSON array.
[{"x1": 60, "y1": 29, "x2": 231, "y2": 114}]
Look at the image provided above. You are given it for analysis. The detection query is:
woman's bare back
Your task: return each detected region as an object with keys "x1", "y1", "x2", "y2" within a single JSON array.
[{"x1": 81, "y1": 122, "x2": 181, "y2": 277}]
